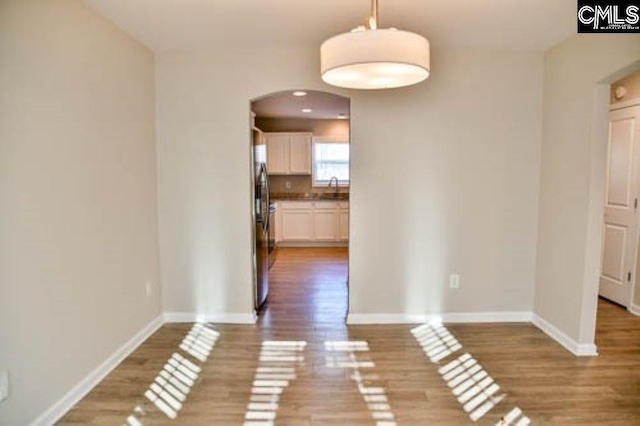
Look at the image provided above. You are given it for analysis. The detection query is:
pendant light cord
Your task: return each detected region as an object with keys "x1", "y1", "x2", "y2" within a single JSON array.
[{"x1": 369, "y1": 0, "x2": 378, "y2": 30}]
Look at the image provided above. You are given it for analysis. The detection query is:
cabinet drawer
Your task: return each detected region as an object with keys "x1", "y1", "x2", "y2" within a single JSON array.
[
  {"x1": 313, "y1": 201, "x2": 338, "y2": 210},
  {"x1": 281, "y1": 201, "x2": 313, "y2": 210}
]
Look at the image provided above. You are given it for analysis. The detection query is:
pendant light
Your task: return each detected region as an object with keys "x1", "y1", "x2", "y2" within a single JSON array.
[{"x1": 320, "y1": 0, "x2": 430, "y2": 90}]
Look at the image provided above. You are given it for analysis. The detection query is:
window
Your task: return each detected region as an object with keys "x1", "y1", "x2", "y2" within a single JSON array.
[
  {"x1": 312, "y1": 137, "x2": 349, "y2": 186},
  {"x1": 254, "y1": 144, "x2": 266, "y2": 164}
]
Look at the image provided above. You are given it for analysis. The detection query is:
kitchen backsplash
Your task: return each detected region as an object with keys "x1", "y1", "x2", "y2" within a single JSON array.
[{"x1": 269, "y1": 175, "x2": 348, "y2": 196}]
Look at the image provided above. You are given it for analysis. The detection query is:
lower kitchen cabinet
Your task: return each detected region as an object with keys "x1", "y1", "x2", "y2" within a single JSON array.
[
  {"x1": 276, "y1": 201, "x2": 349, "y2": 245},
  {"x1": 280, "y1": 202, "x2": 313, "y2": 241},
  {"x1": 338, "y1": 205, "x2": 349, "y2": 241},
  {"x1": 314, "y1": 203, "x2": 339, "y2": 241}
]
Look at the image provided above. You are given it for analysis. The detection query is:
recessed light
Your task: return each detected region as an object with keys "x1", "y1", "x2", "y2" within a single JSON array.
[
  {"x1": 337, "y1": 114, "x2": 349, "y2": 120},
  {"x1": 301, "y1": 108, "x2": 313, "y2": 113},
  {"x1": 293, "y1": 91, "x2": 307, "y2": 97}
]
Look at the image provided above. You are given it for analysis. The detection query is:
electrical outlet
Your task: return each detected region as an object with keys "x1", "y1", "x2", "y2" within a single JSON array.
[
  {"x1": 0, "y1": 371, "x2": 9, "y2": 403},
  {"x1": 145, "y1": 281, "x2": 152, "y2": 297},
  {"x1": 450, "y1": 274, "x2": 460, "y2": 289},
  {"x1": 285, "y1": 181, "x2": 292, "y2": 189}
]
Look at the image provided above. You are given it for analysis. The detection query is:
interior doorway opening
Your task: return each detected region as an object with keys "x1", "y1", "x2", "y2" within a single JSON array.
[
  {"x1": 596, "y1": 69, "x2": 640, "y2": 343},
  {"x1": 249, "y1": 90, "x2": 351, "y2": 324}
]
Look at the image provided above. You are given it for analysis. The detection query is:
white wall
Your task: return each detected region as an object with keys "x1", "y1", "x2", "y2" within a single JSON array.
[
  {"x1": 535, "y1": 34, "x2": 640, "y2": 347},
  {"x1": 0, "y1": 1, "x2": 160, "y2": 424},
  {"x1": 156, "y1": 46, "x2": 543, "y2": 319}
]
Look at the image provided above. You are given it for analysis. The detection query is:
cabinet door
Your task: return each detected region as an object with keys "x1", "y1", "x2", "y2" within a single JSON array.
[
  {"x1": 274, "y1": 203, "x2": 282, "y2": 243},
  {"x1": 288, "y1": 133, "x2": 311, "y2": 175},
  {"x1": 338, "y1": 205, "x2": 349, "y2": 241},
  {"x1": 314, "y1": 203, "x2": 338, "y2": 241},
  {"x1": 266, "y1": 134, "x2": 289, "y2": 175},
  {"x1": 281, "y1": 203, "x2": 313, "y2": 241}
]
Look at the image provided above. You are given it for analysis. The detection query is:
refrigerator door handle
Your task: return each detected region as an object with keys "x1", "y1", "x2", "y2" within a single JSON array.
[
  {"x1": 261, "y1": 163, "x2": 270, "y2": 233},
  {"x1": 265, "y1": 164, "x2": 270, "y2": 224}
]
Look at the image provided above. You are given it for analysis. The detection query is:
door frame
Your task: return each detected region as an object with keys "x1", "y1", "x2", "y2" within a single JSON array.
[
  {"x1": 580, "y1": 61, "x2": 640, "y2": 348},
  {"x1": 599, "y1": 101, "x2": 640, "y2": 307}
]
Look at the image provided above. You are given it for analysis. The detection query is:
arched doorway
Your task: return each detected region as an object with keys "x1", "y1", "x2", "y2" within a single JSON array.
[{"x1": 249, "y1": 90, "x2": 351, "y2": 324}]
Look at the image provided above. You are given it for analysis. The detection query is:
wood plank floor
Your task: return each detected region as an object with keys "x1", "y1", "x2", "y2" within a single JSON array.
[{"x1": 59, "y1": 247, "x2": 640, "y2": 425}]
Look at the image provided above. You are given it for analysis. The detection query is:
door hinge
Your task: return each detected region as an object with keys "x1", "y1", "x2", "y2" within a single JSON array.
[
  {"x1": 628, "y1": 271, "x2": 632, "y2": 282},
  {"x1": 635, "y1": 198, "x2": 638, "y2": 211}
]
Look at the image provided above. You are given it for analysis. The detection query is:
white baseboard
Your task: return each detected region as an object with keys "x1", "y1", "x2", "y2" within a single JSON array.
[
  {"x1": 31, "y1": 314, "x2": 164, "y2": 426},
  {"x1": 443, "y1": 311, "x2": 532, "y2": 323},
  {"x1": 629, "y1": 303, "x2": 640, "y2": 317},
  {"x1": 276, "y1": 242, "x2": 348, "y2": 247},
  {"x1": 347, "y1": 311, "x2": 532, "y2": 325},
  {"x1": 347, "y1": 313, "x2": 438, "y2": 324},
  {"x1": 532, "y1": 313, "x2": 598, "y2": 357},
  {"x1": 164, "y1": 312, "x2": 257, "y2": 324}
]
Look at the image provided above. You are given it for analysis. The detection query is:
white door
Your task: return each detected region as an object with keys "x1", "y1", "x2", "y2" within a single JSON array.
[{"x1": 600, "y1": 106, "x2": 640, "y2": 306}]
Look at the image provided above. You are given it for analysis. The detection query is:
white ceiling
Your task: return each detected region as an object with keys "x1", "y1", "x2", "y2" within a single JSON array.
[
  {"x1": 85, "y1": 0, "x2": 577, "y2": 53},
  {"x1": 252, "y1": 90, "x2": 350, "y2": 120}
]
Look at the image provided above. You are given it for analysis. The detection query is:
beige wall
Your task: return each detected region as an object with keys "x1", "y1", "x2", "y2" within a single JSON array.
[
  {"x1": 535, "y1": 34, "x2": 640, "y2": 347},
  {"x1": 156, "y1": 46, "x2": 542, "y2": 319},
  {"x1": 0, "y1": 1, "x2": 160, "y2": 424},
  {"x1": 611, "y1": 69, "x2": 640, "y2": 104},
  {"x1": 256, "y1": 118, "x2": 350, "y2": 195}
]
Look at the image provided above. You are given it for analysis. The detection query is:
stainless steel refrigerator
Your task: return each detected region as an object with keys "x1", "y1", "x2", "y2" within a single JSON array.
[{"x1": 253, "y1": 129, "x2": 269, "y2": 309}]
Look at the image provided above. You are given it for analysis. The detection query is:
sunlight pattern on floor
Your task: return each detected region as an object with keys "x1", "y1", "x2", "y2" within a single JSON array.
[
  {"x1": 179, "y1": 322, "x2": 219, "y2": 362},
  {"x1": 325, "y1": 341, "x2": 397, "y2": 426},
  {"x1": 143, "y1": 353, "x2": 201, "y2": 419},
  {"x1": 439, "y1": 353, "x2": 506, "y2": 421},
  {"x1": 244, "y1": 340, "x2": 307, "y2": 426},
  {"x1": 411, "y1": 323, "x2": 529, "y2": 424},
  {"x1": 124, "y1": 406, "x2": 146, "y2": 426},
  {"x1": 412, "y1": 321, "x2": 462, "y2": 362},
  {"x1": 124, "y1": 323, "x2": 220, "y2": 424},
  {"x1": 496, "y1": 407, "x2": 531, "y2": 426}
]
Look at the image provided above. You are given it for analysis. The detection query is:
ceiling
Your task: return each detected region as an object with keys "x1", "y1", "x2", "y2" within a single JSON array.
[
  {"x1": 252, "y1": 90, "x2": 350, "y2": 120},
  {"x1": 85, "y1": 0, "x2": 577, "y2": 53}
]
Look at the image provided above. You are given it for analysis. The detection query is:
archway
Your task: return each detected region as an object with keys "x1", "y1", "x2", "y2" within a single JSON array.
[{"x1": 249, "y1": 90, "x2": 352, "y2": 323}]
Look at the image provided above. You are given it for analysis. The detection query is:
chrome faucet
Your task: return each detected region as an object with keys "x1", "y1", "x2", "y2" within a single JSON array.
[{"x1": 328, "y1": 176, "x2": 339, "y2": 195}]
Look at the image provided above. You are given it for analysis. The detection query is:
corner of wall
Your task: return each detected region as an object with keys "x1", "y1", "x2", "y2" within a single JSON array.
[
  {"x1": 30, "y1": 315, "x2": 164, "y2": 426},
  {"x1": 532, "y1": 313, "x2": 598, "y2": 357}
]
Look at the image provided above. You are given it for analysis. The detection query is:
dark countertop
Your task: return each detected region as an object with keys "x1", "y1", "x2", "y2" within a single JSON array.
[{"x1": 270, "y1": 192, "x2": 349, "y2": 202}]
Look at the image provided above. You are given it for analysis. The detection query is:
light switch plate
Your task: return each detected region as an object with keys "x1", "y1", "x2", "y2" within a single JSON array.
[{"x1": 0, "y1": 370, "x2": 9, "y2": 403}]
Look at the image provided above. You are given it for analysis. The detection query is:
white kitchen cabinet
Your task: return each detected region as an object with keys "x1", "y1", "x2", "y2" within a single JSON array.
[
  {"x1": 266, "y1": 134, "x2": 289, "y2": 174},
  {"x1": 274, "y1": 202, "x2": 283, "y2": 243},
  {"x1": 338, "y1": 202, "x2": 349, "y2": 241},
  {"x1": 288, "y1": 133, "x2": 311, "y2": 174},
  {"x1": 280, "y1": 202, "x2": 314, "y2": 241},
  {"x1": 266, "y1": 133, "x2": 311, "y2": 175},
  {"x1": 277, "y1": 201, "x2": 348, "y2": 245},
  {"x1": 314, "y1": 202, "x2": 339, "y2": 241}
]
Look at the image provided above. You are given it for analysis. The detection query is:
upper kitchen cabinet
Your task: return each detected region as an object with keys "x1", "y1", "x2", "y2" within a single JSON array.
[{"x1": 266, "y1": 132, "x2": 311, "y2": 175}]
